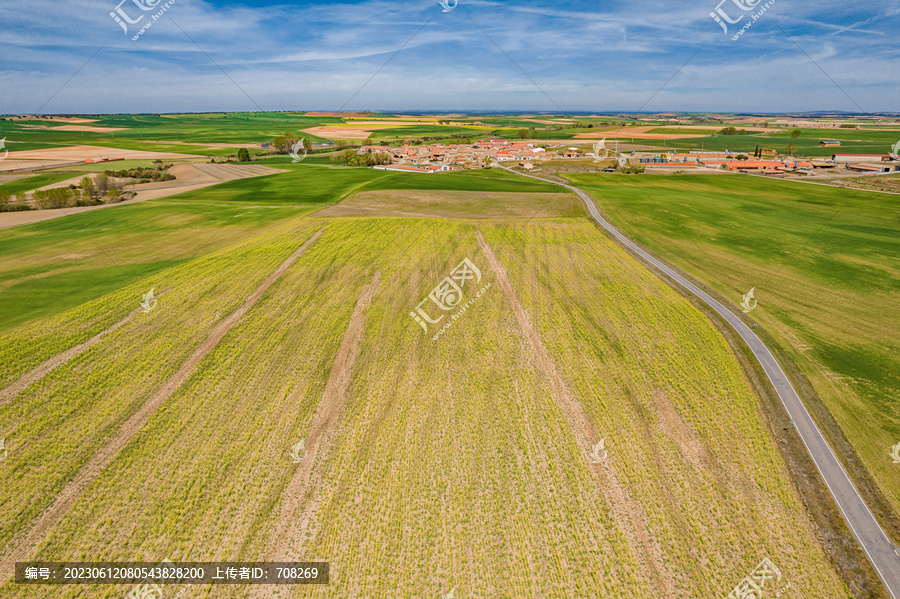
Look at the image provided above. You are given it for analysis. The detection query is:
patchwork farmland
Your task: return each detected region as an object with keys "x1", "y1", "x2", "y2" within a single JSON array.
[{"x1": 0, "y1": 110, "x2": 896, "y2": 599}]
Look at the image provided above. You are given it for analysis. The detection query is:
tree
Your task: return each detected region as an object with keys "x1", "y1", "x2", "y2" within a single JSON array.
[
  {"x1": 33, "y1": 188, "x2": 73, "y2": 210},
  {"x1": 340, "y1": 148, "x2": 358, "y2": 166},
  {"x1": 0, "y1": 188, "x2": 9, "y2": 210},
  {"x1": 791, "y1": 129, "x2": 801, "y2": 139},
  {"x1": 786, "y1": 143, "x2": 798, "y2": 155},
  {"x1": 107, "y1": 188, "x2": 122, "y2": 203},
  {"x1": 517, "y1": 129, "x2": 529, "y2": 139},
  {"x1": 81, "y1": 176, "x2": 95, "y2": 199},
  {"x1": 719, "y1": 127, "x2": 738, "y2": 136},
  {"x1": 96, "y1": 173, "x2": 109, "y2": 194},
  {"x1": 237, "y1": 148, "x2": 251, "y2": 162},
  {"x1": 273, "y1": 131, "x2": 299, "y2": 154}
]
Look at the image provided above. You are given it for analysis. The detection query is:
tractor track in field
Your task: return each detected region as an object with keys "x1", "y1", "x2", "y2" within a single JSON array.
[
  {"x1": 475, "y1": 230, "x2": 677, "y2": 597},
  {"x1": 0, "y1": 291, "x2": 172, "y2": 408},
  {"x1": 0, "y1": 229, "x2": 324, "y2": 582},
  {"x1": 258, "y1": 271, "x2": 382, "y2": 580},
  {"x1": 497, "y1": 163, "x2": 900, "y2": 599}
]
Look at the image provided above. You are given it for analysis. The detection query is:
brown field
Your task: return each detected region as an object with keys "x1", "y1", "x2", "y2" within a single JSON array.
[
  {"x1": 0, "y1": 145, "x2": 205, "y2": 173},
  {"x1": 315, "y1": 189, "x2": 583, "y2": 219},
  {"x1": 51, "y1": 125, "x2": 129, "y2": 133},
  {"x1": 302, "y1": 125, "x2": 409, "y2": 139},
  {"x1": 5, "y1": 145, "x2": 199, "y2": 161}
]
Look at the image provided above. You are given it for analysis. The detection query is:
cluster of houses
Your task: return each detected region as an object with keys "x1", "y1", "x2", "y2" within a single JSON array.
[
  {"x1": 360, "y1": 141, "x2": 552, "y2": 173},
  {"x1": 636, "y1": 150, "x2": 900, "y2": 176},
  {"x1": 357, "y1": 140, "x2": 900, "y2": 176}
]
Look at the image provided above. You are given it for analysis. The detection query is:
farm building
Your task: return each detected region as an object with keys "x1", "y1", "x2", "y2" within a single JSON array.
[
  {"x1": 832, "y1": 154, "x2": 892, "y2": 163},
  {"x1": 819, "y1": 140, "x2": 841, "y2": 147},
  {"x1": 699, "y1": 159, "x2": 786, "y2": 171},
  {"x1": 847, "y1": 163, "x2": 900, "y2": 174}
]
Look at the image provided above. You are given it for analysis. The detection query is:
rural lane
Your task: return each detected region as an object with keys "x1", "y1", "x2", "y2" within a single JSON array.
[{"x1": 498, "y1": 164, "x2": 900, "y2": 598}]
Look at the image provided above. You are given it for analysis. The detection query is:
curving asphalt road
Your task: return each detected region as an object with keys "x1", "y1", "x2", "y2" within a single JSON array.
[{"x1": 498, "y1": 164, "x2": 900, "y2": 598}]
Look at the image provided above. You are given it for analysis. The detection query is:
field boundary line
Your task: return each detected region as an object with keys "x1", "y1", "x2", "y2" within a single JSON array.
[
  {"x1": 495, "y1": 163, "x2": 900, "y2": 599},
  {"x1": 259, "y1": 270, "x2": 382, "y2": 579},
  {"x1": 474, "y1": 230, "x2": 676, "y2": 596},
  {"x1": 0, "y1": 228, "x2": 325, "y2": 582},
  {"x1": 0, "y1": 291, "x2": 172, "y2": 408}
]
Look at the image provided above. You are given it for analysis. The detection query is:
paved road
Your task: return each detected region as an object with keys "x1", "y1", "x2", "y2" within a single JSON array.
[{"x1": 499, "y1": 164, "x2": 900, "y2": 598}]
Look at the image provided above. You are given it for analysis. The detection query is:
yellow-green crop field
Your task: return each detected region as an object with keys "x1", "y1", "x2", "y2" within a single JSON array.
[{"x1": 0, "y1": 208, "x2": 851, "y2": 597}]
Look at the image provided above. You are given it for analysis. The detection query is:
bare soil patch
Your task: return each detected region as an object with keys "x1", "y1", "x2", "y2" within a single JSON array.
[
  {"x1": 1, "y1": 146, "x2": 205, "y2": 173},
  {"x1": 6, "y1": 145, "x2": 200, "y2": 161},
  {"x1": 51, "y1": 125, "x2": 129, "y2": 133},
  {"x1": 302, "y1": 125, "x2": 407, "y2": 139},
  {"x1": 318, "y1": 190, "x2": 579, "y2": 219}
]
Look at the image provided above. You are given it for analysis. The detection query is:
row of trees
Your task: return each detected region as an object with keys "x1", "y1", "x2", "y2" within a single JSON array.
[
  {"x1": 272, "y1": 132, "x2": 313, "y2": 155},
  {"x1": 331, "y1": 149, "x2": 392, "y2": 167},
  {"x1": 30, "y1": 175, "x2": 125, "y2": 210},
  {"x1": 103, "y1": 165, "x2": 175, "y2": 183}
]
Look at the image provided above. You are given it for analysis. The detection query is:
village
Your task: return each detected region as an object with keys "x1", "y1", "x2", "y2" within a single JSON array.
[{"x1": 359, "y1": 139, "x2": 900, "y2": 178}]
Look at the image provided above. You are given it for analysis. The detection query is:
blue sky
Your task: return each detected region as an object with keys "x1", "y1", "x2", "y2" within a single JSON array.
[{"x1": 0, "y1": 0, "x2": 897, "y2": 114}]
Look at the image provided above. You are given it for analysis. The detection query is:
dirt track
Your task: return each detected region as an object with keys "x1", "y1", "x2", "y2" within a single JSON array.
[
  {"x1": 0, "y1": 304, "x2": 151, "y2": 408},
  {"x1": 260, "y1": 271, "x2": 382, "y2": 573},
  {"x1": 475, "y1": 230, "x2": 676, "y2": 596},
  {"x1": 0, "y1": 229, "x2": 324, "y2": 582}
]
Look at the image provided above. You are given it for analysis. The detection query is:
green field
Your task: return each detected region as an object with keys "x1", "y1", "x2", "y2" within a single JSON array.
[
  {"x1": 0, "y1": 113, "x2": 340, "y2": 151},
  {"x1": 0, "y1": 212, "x2": 851, "y2": 598},
  {"x1": 0, "y1": 172, "x2": 84, "y2": 195},
  {"x1": 566, "y1": 172, "x2": 900, "y2": 520},
  {"x1": 0, "y1": 166, "x2": 558, "y2": 332},
  {"x1": 661, "y1": 127, "x2": 899, "y2": 157}
]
